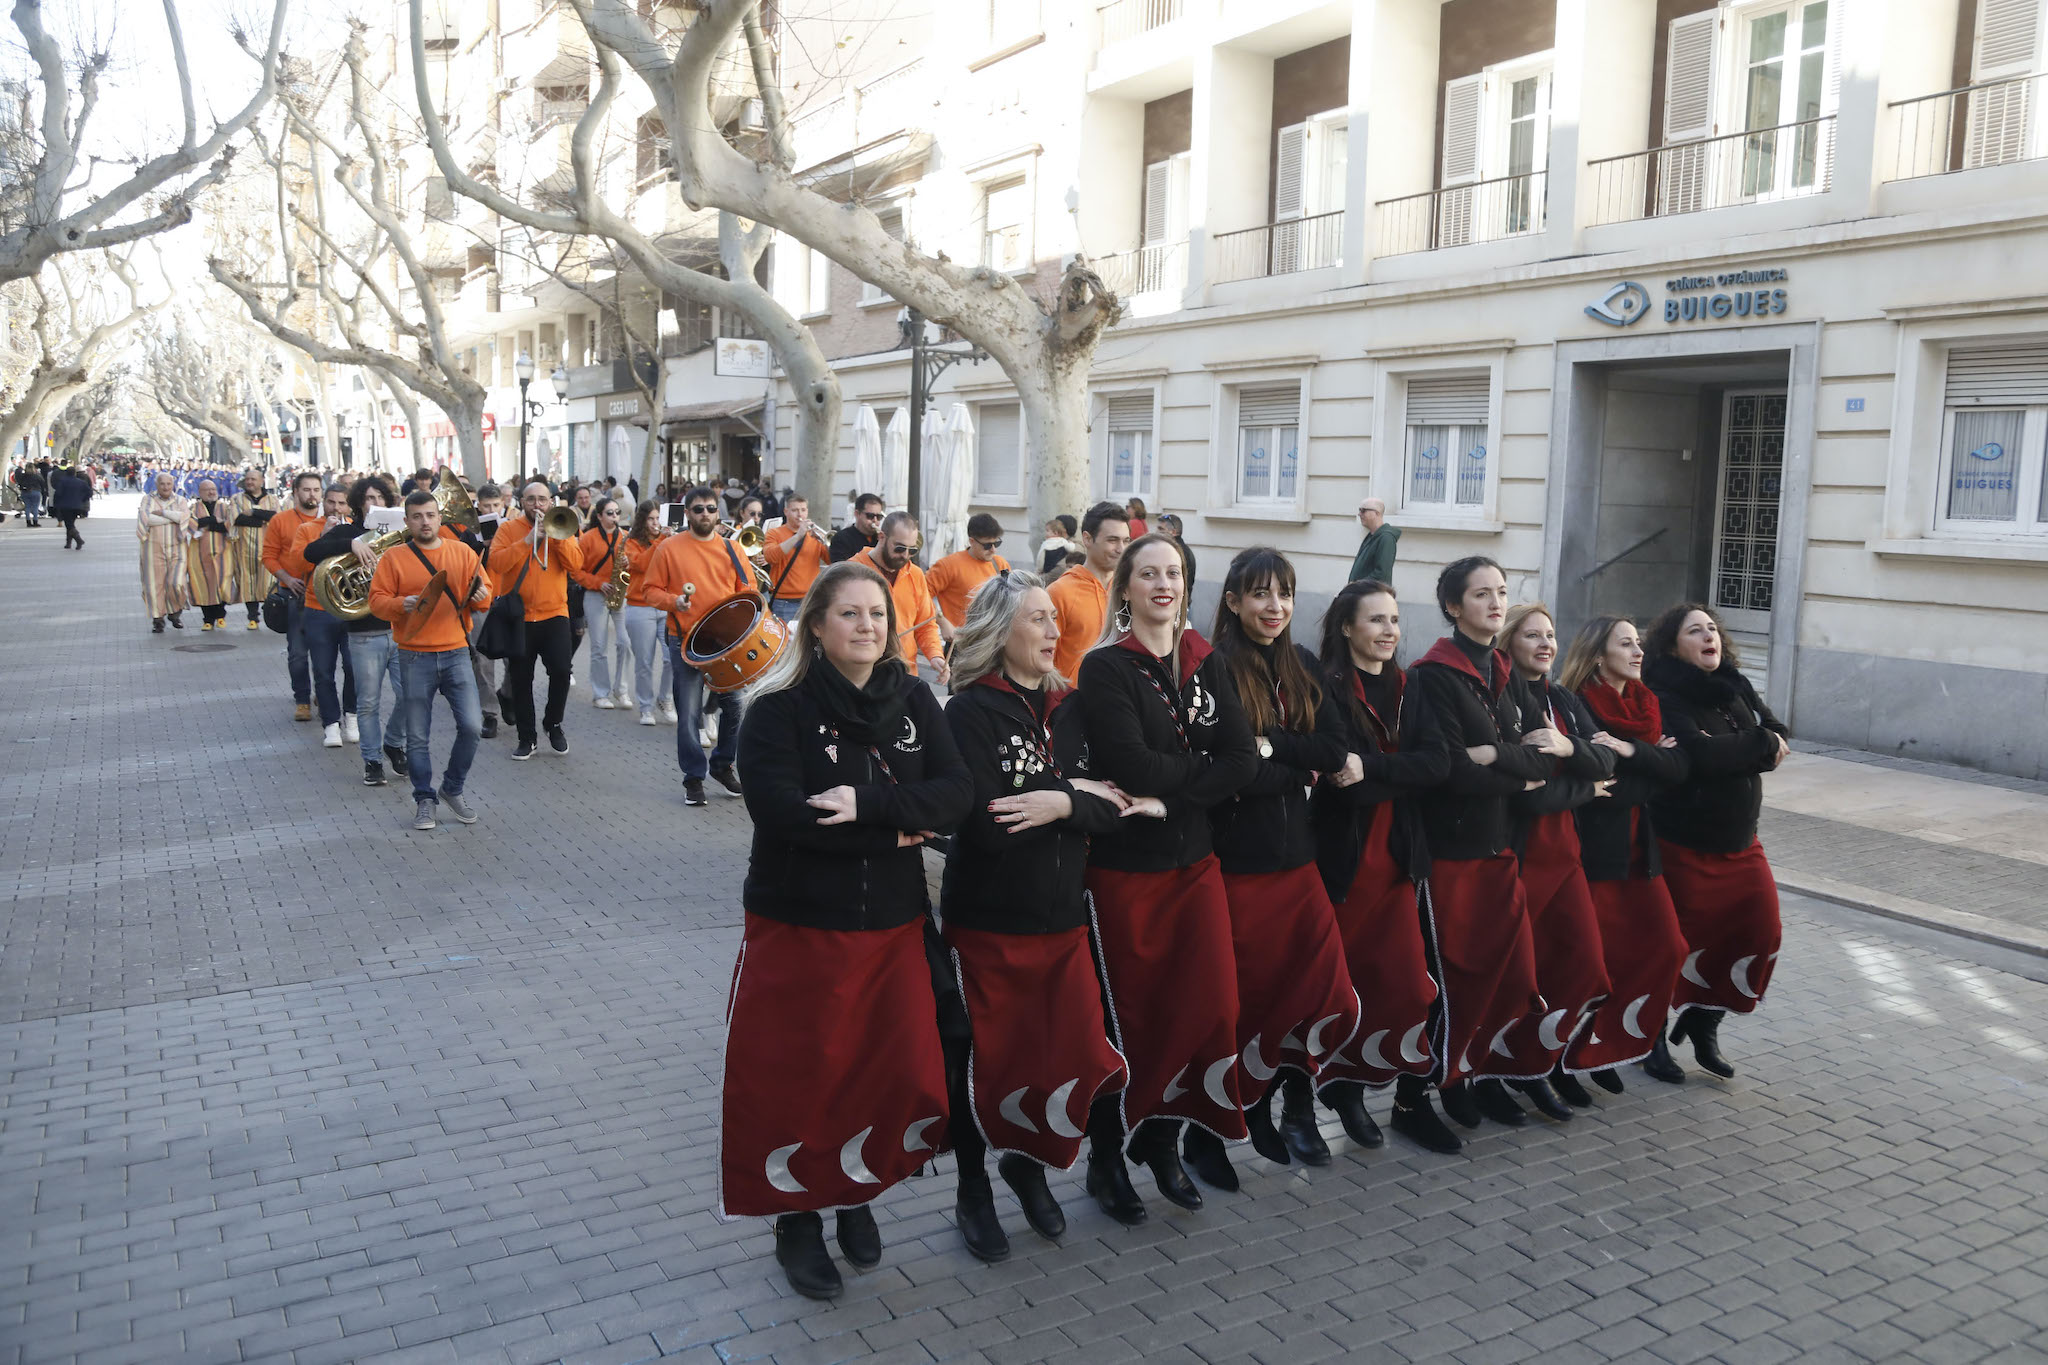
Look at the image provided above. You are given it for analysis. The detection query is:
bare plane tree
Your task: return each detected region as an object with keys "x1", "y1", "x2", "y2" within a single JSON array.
[
  {"x1": 146, "y1": 314, "x2": 260, "y2": 457},
  {"x1": 0, "y1": 249, "x2": 163, "y2": 483}
]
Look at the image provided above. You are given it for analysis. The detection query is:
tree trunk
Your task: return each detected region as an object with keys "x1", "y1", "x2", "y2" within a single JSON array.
[
  {"x1": 1015, "y1": 349, "x2": 1095, "y2": 549},
  {"x1": 637, "y1": 422, "x2": 661, "y2": 504},
  {"x1": 452, "y1": 394, "x2": 489, "y2": 487}
]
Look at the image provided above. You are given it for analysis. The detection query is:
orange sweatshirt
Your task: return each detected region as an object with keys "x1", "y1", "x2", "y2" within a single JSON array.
[
  {"x1": 262, "y1": 504, "x2": 321, "y2": 580},
  {"x1": 1048, "y1": 566, "x2": 1110, "y2": 681},
  {"x1": 642, "y1": 531, "x2": 757, "y2": 641},
  {"x1": 487, "y1": 515, "x2": 586, "y2": 622},
  {"x1": 762, "y1": 523, "x2": 829, "y2": 603},
  {"x1": 570, "y1": 525, "x2": 627, "y2": 593},
  {"x1": 926, "y1": 550, "x2": 1011, "y2": 627},
  {"x1": 285, "y1": 519, "x2": 336, "y2": 614},
  {"x1": 856, "y1": 548, "x2": 944, "y2": 664},
  {"x1": 367, "y1": 535, "x2": 493, "y2": 652},
  {"x1": 621, "y1": 535, "x2": 663, "y2": 608}
]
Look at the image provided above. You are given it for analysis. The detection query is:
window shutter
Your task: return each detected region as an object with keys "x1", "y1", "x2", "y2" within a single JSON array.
[
  {"x1": 1143, "y1": 161, "x2": 1170, "y2": 245},
  {"x1": 1105, "y1": 392, "x2": 1153, "y2": 430},
  {"x1": 1238, "y1": 383, "x2": 1301, "y2": 426},
  {"x1": 1166, "y1": 153, "x2": 1191, "y2": 241},
  {"x1": 1967, "y1": 0, "x2": 2043, "y2": 167},
  {"x1": 1439, "y1": 75, "x2": 1483, "y2": 247},
  {"x1": 1944, "y1": 342, "x2": 2048, "y2": 405},
  {"x1": 1275, "y1": 123, "x2": 1308, "y2": 220},
  {"x1": 1660, "y1": 10, "x2": 1720, "y2": 214},
  {"x1": 1405, "y1": 372, "x2": 1490, "y2": 425},
  {"x1": 976, "y1": 402, "x2": 1022, "y2": 497}
]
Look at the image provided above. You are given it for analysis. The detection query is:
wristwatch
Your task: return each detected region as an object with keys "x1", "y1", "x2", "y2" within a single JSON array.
[{"x1": 1257, "y1": 738, "x2": 1273, "y2": 759}]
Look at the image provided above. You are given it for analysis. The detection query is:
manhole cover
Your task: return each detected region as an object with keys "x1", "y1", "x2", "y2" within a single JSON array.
[{"x1": 173, "y1": 643, "x2": 237, "y2": 653}]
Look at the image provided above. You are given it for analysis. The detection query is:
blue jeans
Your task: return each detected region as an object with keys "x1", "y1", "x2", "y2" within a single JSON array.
[
  {"x1": 284, "y1": 592, "x2": 313, "y2": 704},
  {"x1": 583, "y1": 595, "x2": 632, "y2": 701},
  {"x1": 770, "y1": 598, "x2": 800, "y2": 624},
  {"x1": 302, "y1": 608, "x2": 358, "y2": 726},
  {"x1": 399, "y1": 647, "x2": 482, "y2": 803},
  {"x1": 667, "y1": 634, "x2": 739, "y2": 780},
  {"x1": 623, "y1": 605, "x2": 672, "y2": 711},
  {"x1": 347, "y1": 631, "x2": 408, "y2": 762},
  {"x1": 23, "y1": 490, "x2": 42, "y2": 520}
]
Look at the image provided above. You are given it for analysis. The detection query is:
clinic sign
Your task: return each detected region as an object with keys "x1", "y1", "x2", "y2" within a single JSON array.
[{"x1": 1586, "y1": 267, "x2": 1791, "y2": 328}]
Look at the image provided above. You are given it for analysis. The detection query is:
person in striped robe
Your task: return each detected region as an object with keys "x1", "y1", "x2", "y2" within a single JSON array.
[
  {"x1": 227, "y1": 470, "x2": 276, "y2": 630},
  {"x1": 137, "y1": 473, "x2": 191, "y2": 632}
]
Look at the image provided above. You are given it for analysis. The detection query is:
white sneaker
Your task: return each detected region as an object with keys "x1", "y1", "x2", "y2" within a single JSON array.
[
  {"x1": 595, "y1": 695, "x2": 615, "y2": 710},
  {"x1": 638, "y1": 708, "x2": 657, "y2": 726},
  {"x1": 657, "y1": 701, "x2": 678, "y2": 725},
  {"x1": 322, "y1": 723, "x2": 343, "y2": 749},
  {"x1": 341, "y1": 713, "x2": 359, "y2": 743}
]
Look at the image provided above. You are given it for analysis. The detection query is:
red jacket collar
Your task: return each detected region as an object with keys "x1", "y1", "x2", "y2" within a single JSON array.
[
  {"x1": 970, "y1": 671, "x2": 1073, "y2": 717},
  {"x1": 1416, "y1": 634, "x2": 1510, "y2": 698},
  {"x1": 1114, "y1": 626, "x2": 1212, "y2": 678}
]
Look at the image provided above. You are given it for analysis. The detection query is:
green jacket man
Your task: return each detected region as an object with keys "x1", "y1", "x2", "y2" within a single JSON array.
[{"x1": 1348, "y1": 498, "x2": 1400, "y2": 584}]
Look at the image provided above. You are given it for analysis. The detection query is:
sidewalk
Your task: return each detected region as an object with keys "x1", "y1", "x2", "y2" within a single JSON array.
[{"x1": 1761, "y1": 742, "x2": 2048, "y2": 956}]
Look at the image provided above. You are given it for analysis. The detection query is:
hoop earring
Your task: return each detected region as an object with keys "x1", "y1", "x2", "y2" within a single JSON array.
[{"x1": 1114, "y1": 602, "x2": 1132, "y2": 634}]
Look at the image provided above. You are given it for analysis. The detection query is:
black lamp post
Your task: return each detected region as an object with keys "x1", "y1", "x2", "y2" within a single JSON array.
[
  {"x1": 514, "y1": 350, "x2": 536, "y2": 483},
  {"x1": 893, "y1": 307, "x2": 987, "y2": 531},
  {"x1": 550, "y1": 363, "x2": 570, "y2": 475}
]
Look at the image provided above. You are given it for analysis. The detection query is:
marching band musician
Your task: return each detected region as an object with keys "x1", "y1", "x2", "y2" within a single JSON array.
[
  {"x1": 641, "y1": 486, "x2": 752, "y2": 806},
  {"x1": 854, "y1": 512, "x2": 948, "y2": 685},
  {"x1": 264, "y1": 471, "x2": 326, "y2": 722},
  {"x1": 727, "y1": 561, "x2": 971, "y2": 1302},
  {"x1": 287, "y1": 484, "x2": 359, "y2": 750},
  {"x1": 620, "y1": 500, "x2": 677, "y2": 726},
  {"x1": 298, "y1": 476, "x2": 410, "y2": 787},
  {"x1": 940, "y1": 570, "x2": 1143, "y2": 1258},
  {"x1": 761, "y1": 493, "x2": 829, "y2": 625},
  {"x1": 570, "y1": 497, "x2": 633, "y2": 712},
  {"x1": 489, "y1": 481, "x2": 587, "y2": 761},
  {"x1": 458, "y1": 483, "x2": 505, "y2": 739}
]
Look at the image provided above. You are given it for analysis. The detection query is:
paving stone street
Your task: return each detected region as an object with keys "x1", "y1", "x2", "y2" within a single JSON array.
[{"x1": 4, "y1": 499, "x2": 2047, "y2": 1365}]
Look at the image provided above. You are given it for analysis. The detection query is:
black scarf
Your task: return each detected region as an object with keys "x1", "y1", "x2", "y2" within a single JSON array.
[
  {"x1": 1644, "y1": 654, "x2": 1753, "y2": 716},
  {"x1": 809, "y1": 656, "x2": 908, "y2": 745}
]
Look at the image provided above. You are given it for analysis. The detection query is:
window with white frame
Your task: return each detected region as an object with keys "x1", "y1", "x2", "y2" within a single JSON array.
[
  {"x1": 1404, "y1": 372, "x2": 1490, "y2": 511},
  {"x1": 1103, "y1": 392, "x2": 1154, "y2": 499},
  {"x1": 1965, "y1": 0, "x2": 2047, "y2": 168},
  {"x1": 1440, "y1": 55, "x2": 1552, "y2": 244},
  {"x1": 1235, "y1": 383, "x2": 1301, "y2": 504},
  {"x1": 981, "y1": 178, "x2": 1031, "y2": 273},
  {"x1": 861, "y1": 208, "x2": 904, "y2": 304},
  {"x1": 1139, "y1": 155, "x2": 1190, "y2": 293},
  {"x1": 1660, "y1": 0, "x2": 1838, "y2": 211},
  {"x1": 1937, "y1": 340, "x2": 2048, "y2": 534},
  {"x1": 803, "y1": 247, "x2": 831, "y2": 316},
  {"x1": 976, "y1": 401, "x2": 1024, "y2": 500},
  {"x1": 1273, "y1": 111, "x2": 1346, "y2": 271}
]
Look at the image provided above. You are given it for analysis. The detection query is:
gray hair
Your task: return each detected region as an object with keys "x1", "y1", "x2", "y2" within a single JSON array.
[{"x1": 948, "y1": 569, "x2": 1068, "y2": 692}]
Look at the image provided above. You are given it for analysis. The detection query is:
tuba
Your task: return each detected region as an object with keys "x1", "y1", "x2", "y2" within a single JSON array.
[{"x1": 310, "y1": 471, "x2": 476, "y2": 620}]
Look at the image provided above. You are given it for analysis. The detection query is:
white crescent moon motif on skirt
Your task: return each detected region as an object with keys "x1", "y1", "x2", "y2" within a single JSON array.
[
  {"x1": 1279, "y1": 1028, "x2": 1305, "y2": 1054},
  {"x1": 902, "y1": 1116, "x2": 940, "y2": 1152},
  {"x1": 1202, "y1": 1055, "x2": 1235, "y2": 1110},
  {"x1": 1358, "y1": 1029, "x2": 1393, "y2": 1072},
  {"x1": 1681, "y1": 950, "x2": 1710, "y2": 988},
  {"x1": 1732, "y1": 955, "x2": 1760, "y2": 999},
  {"x1": 1622, "y1": 994, "x2": 1651, "y2": 1039},
  {"x1": 1304, "y1": 1013, "x2": 1344, "y2": 1058},
  {"x1": 840, "y1": 1127, "x2": 881, "y2": 1184},
  {"x1": 1400, "y1": 1022, "x2": 1431, "y2": 1064},
  {"x1": 1045, "y1": 1078, "x2": 1084, "y2": 1138},
  {"x1": 1241, "y1": 1036, "x2": 1278, "y2": 1083},
  {"x1": 1000, "y1": 1086, "x2": 1041, "y2": 1134},
  {"x1": 1162, "y1": 1064, "x2": 1190, "y2": 1102},
  {"x1": 767, "y1": 1142, "x2": 806, "y2": 1193},
  {"x1": 1488, "y1": 1020, "x2": 1518, "y2": 1058},
  {"x1": 1536, "y1": 1009, "x2": 1569, "y2": 1053}
]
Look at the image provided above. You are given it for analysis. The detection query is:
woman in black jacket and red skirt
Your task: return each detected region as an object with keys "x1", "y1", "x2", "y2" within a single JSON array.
[
  {"x1": 1642, "y1": 603, "x2": 1790, "y2": 1078},
  {"x1": 1559, "y1": 615, "x2": 1692, "y2": 1089},
  {"x1": 730, "y1": 562, "x2": 973, "y2": 1301},
  {"x1": 1498, "y1": 602, "x2": 1617, "y2": 1119},
  {"x1": 940, "y1": 570, "x2": 1138, "y2": 1256},
  {"x1": 1073, "y1": 534, "x2": 1257, "y2": 1220},
  {"x1": 1309, "y1": 580, "x2": 1460, "y2": 1154},
  {"x1": 1399, "y1": 558, "x2": 1554, "y2": 1131},
  {"x1": 1195, "y1": 547, "x2": 1363, "y2": 1190}
]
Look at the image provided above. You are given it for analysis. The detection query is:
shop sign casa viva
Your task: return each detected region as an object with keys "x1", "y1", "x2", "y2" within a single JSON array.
[{"x1": 1583, "y1": 267, "x2": 1791, "y2": 328}]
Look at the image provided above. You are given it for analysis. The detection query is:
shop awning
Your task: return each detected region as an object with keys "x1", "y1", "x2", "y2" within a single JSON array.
[{"x1": 661, "y1": 396, "x2": 765, "y2": 428}]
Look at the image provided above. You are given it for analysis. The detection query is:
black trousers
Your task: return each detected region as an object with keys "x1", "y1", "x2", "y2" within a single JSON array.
[
  {"x1": 505, "y1": 614, "x2": 574, "y2": 742},
  {"x1": 57, "y1": 512, "x2": 81, "y2": 546}
]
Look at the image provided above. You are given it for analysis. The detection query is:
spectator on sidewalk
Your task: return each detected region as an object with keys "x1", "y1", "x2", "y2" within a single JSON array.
[{"x1": 1348, "y1": 499, "x2": 1400, "y2": 586}]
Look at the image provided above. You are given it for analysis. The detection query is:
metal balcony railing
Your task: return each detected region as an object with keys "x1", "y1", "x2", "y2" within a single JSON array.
[
  {"x1": 1587, "y1": 115, "x2": 1836, "y2": 225},
  {"x1": 1094, "y1": 241, "x2": 1188, "y2": 298},
  {"x1": 1098, "y1": 0, "x2": 1183, "y2": 47},
  {"x1": 1887, "y1": 72, "x2": 2046, "y2": 180},
  {"x1": 1210, "y1": 210, "x2": 1343, "y2": 283},
  {"x1": 1375, "y1": 170, "x2": 1547, "y2": 256}
]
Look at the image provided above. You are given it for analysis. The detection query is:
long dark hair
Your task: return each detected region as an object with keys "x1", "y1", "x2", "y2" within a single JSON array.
[
  {"x1": 1318, "y1": 579, "x2": 1397, "y2": 740},
  {"x1": 1643, "y1": 601, "x2": 1742, "y2": 670},
  {"x1": 628, "y1": 499, "x2": 661, "y2": 545},
  {"x1": 1210, "y1": 546, "x2": 1321, "y2": 735}
]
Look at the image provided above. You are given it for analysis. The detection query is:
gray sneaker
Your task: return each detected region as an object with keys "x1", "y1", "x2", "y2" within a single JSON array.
[
  {"x1": 412, "y1": 799, "x2": 437, "y2": 830},
  {"x1": 441, "y1": 790, "x2": 478, "y2": 824}
]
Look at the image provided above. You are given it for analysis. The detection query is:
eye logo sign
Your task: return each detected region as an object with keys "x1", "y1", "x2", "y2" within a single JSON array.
[
  {"x1": 1968, "y1": 442, "x2": 2005, "y2": 461},
  {"x1": 1585, "y1": 281, "x2": 1651, "y2": 327}
]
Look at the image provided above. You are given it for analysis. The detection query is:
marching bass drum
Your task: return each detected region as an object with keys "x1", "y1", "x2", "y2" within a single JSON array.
[{"x1": 683, "y1": 592, "x2": 788, "y2": 694}]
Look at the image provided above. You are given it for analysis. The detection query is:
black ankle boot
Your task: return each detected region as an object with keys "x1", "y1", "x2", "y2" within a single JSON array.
[
  {"x1": 998, "y1": 1154, "x2": 1065, "y2": 1241},
  {"x1": 151, "y1": 618, "x2": 165, "y2": 633},
  {"x1": 1473, "y1": 1079, "x2": 1528, "y2": 1126},
  {"x1": 1324, "y1": 1082, "x2": 1384, "y2": 1149},
  {"x1": 1086, "y1": 1103, "x2": 1146, "y2": 1225},
  {"x1": 1675, "y1": 1011, "x2": 1735, "y2": 1078},
  {"x1": 1244, "y1": 1083, "x2": 1292, "y2": 1167},
  {"x1": 1550, "y1": 1067, "x2": 1595, "y2": 1108},
  {"x1": 1589, "y1": 1068, "x2": 1625, "y2": 1094},
  {"x1": 1512, "y1": 1077, "x2": 1573, "y2": 1121},
  {"x1": 954, "y1": 1165, "x2": 1010, "y2": 1263},
  {"x1": 834, "y1": 1205, "x2": 881, "y2": 1269},
  {"x1": 1390, "y1": 1077, "x2": 1463, "y2": 1154},
  {"x1": 1278, "y1": 1074, "x2": 1333, "y2": 1165},
  {"x1": 1439, "y1": 1081, "x2": 1483, "y2": 1129},
  {"x1": 774, "y1": 1212, "x2": 842, "y2": 1300},
  {"x1": 1175, "y1": 1125, "x2": 1232, "y2": 1197},
  {"x1": 1641, "y1": 1030, "x2": 1687, "y2": 1084}
]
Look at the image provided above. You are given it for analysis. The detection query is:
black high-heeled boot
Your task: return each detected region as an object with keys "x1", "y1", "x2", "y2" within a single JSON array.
[
  {"x1": 1389, "y1": 1074, "x2": 1462, "y2": 1154},
  {"x1": 1243, "y1": 1079, "x2": 1292, "y2": 1166},
  {"x1": 1550, "y1": 1066, "x2": 1596, "y2": 1108},
  {"x1": 1176, "y1": 1124, "x2": 1232, "y2": 1197},
  {"x1": 1438, "y1": 1080, "x2": 1483, "y2": 1129},
  {"x1": 942, "y1": 1039, "x2": 1008, "y2": 1260},
  {"x1": 1084, "y1": 1096, "x2": 1145, "y2": 1226},
  {"x1": 1512, "y1": 1077, "x2": 1574, "y2": 1121},
  {"x1": 1675, "y1": 1010, "x2": 1734, "y2": 1078},
  {"x1": 1323, "y1": 1080, "x2": 1384, "y2": 1149},
  {"x1": 998, "y1": 1154, "x2": 1065, "y2": 1241},
  {"x1": 1589, "y1": 1068, "x2": 1625, "y2": 1094},
  {"x1": 774, "y1": 1212, "x2": 842, "y2": 1300},
  {"x1": 1278, "y1": 1073, "x2": 1334, "y2": 1164},
  {"x1": 1641, "y1": 1029, "x2": 1686, "y2": 1083},
  {"x1": 1473, "y1": 1079, "x2": 1529, "y2": 1126},
  {"x1": 834, "y1": 1205, "x2": 881, "y2": 1269}
]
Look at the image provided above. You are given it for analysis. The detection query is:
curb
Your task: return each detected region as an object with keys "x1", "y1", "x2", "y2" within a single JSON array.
[{"x1": 1776, "y1": 869, "x2": 2048, "y2": 960}]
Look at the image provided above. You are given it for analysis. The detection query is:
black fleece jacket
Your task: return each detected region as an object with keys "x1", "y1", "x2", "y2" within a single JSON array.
[
  {"x1": 301, "y1": 520, "x2": 396, "y2": 634},
  {"x1": 1644, "y1": 655, "x2": 1788, "y2": 854},
  {"x1": 1572, "y1": 699, "x2": 1691, "y2": 882},
  {"x1": 941, "y1": 676, "x2": 1122, "y2": 934},
  {"x1": 1506, "y1": 677, "x2": 1617, "y2": 854},
  {"x1": 1399, "y1": 633, "x2": 1557, "y2": 864},
  {"x1": 738, "y1": 666, "x2": 972, "y2": 930},
  {"x1": 1310, "y1": 662, "x2": 1448, "y2": 894},
  {"x1": 1073, "y1": 631, "x2": 1257, "y2": 874},
  {"x1": 1208, "y1": 642, "x2": 1351, "y2": 875}
]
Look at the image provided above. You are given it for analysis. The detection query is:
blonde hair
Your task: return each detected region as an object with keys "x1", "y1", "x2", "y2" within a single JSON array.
[
  {"x1": 949, "y1": 570, "x2": 1069, "y2": 692},
  {"x1": 1498, "y1": 601, "x2": 1556, "y2": 675},
  {"x1": 746, "y1": 562, "x2": 897, "y2": 700}
]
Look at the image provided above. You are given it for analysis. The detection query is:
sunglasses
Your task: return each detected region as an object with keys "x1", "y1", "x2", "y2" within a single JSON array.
[
  {"x1": 859, "y1": 510, "x2": 882, "y2": 520},
  {"x1": 975, "y1": 538, "x2": 1003, "y2": 550},
  {"x1": 687, "y1": 504, "x2": 719, "y2": 514}
]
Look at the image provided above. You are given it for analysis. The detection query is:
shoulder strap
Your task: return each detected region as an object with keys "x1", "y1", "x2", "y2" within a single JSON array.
[{"x1": 722, "y1": 534, "x2": 752, "y2": 591}]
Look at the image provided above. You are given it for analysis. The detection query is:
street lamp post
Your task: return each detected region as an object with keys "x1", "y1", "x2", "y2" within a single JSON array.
[
  {"x1": 514, "y1": 350, "x2": 536, "y2": 484},
  {"x1": 551, "y1": 364, "x2": 570, "y2": 476},
  {"x1": 893, "y1": 308, "x2": 987, "y2": 532}
]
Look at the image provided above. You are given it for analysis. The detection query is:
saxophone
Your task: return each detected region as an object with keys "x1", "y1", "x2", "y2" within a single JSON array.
[{"x1": 602, "y1": 537, "x2": 630, "y2": 610}]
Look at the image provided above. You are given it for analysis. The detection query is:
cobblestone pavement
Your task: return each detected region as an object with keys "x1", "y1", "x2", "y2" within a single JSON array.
[{"x1": 5, "y1": 502, "x2": 2048, "y2": 1365}]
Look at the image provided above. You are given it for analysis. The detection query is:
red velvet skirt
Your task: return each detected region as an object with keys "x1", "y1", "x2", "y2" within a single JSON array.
[
  {"x1": 1220, "y1": 863, "x2": 1362, "y2": 1092},
  {"x1": 1423, "y1": 852, "x2": 1543, "y2": 1086},
  {"x1": 945, "y1": 923, "x2": 1128, "y2": 1170},
  {"x1": 1086, "y1": 856, "x2": 1248, "y2": 1140},
  {"x1": 1658, "y1": 838, "x2": 1781, "y2": 1016},
  {"x1": 720, "y1": 914, "x2": 949, "y2": 1217},
  {"x1": 1572, "y1": 871, "x2": 1689, "y2": 1070},
  {"x1": 1506, "y1": 812, "x2": 1612, "y2": 1076},
  {"x1": 1320, "y1": 803, "x2": 1437, "y2": 1089}
]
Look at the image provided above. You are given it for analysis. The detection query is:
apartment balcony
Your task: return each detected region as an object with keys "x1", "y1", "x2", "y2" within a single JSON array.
[
  {"x1": 1096, "y1": 240, "x2": 1188, "y2": 315},
  {"x1": 1210, "y1": 210, "x2": 1342, "y2": 284},
  {"x1": 503, "y1": 2, "x2": 591, "y2": 87},
  {"x1": 1090, "y1": 0, "x2": 1196, "y2": 98},
  {"x1": 789, "y1": 60, "x2": 933, "y2": 175},
  {"x1": 1099, "y1": 0, "x2": 1184, "y2": 46},
  {"x1": 1375, "y1": 171, "x2": 1546, "y2": 257},
  {"x1": 1586, "y1": 116, "x2": 1836, "y2": 226},
  {"x1": 1885, "y1": 72, "x2": 2046, "y2": 181}
]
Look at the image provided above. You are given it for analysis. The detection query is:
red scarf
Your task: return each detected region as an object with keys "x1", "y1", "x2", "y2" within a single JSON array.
[{"x1": 1578, "y1": 676, "x2": 1662, "y2": 744}]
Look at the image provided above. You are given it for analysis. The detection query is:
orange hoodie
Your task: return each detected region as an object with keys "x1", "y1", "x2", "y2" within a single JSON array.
[
  {"x1": 641, "y1": 531, "x2": 757, "y2": 641},
  {"x1": 856, "y1": 547, "x2": 943, "y2": 664},
  {"x1": 487, "y1": 515, "x2": 586, "y2": 622},
  {"x1": 367, "y1": 534, "x2": 493, "y2": 651}
]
